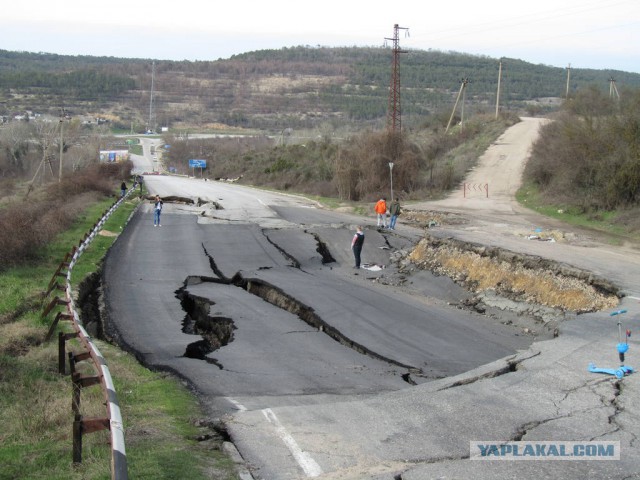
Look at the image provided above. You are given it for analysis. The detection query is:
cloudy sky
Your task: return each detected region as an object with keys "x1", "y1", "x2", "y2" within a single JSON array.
[{"x1": 2, "y1": 0, "x2": 638, "y2": 73}]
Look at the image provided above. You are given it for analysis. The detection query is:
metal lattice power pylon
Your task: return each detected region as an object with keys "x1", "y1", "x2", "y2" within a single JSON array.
[{"x1": 385, "y1": 24, "x2": 408, "y2": 132}]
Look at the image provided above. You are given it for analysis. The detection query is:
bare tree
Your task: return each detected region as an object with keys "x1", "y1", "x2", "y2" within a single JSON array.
[
  {"x1": 0, "y1": 121, "x2": 31, "y2": 175},
  {"x1": 25, "y1": 119, "x2": 61, "y2": 197}
]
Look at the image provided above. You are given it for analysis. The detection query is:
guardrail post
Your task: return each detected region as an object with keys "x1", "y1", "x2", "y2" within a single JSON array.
[
  {"x1": 70, "y1": 356, "x2": 81, "y2": 416},
  {"x1": 70, "y1": 367, "x2": 108, "y2": 465},
  {"x1": 59, "y1": 332, "x2": 66, "y2": 374},
  {"x1": 73, "y1": 415, "x2": 83, "y2": 464}
]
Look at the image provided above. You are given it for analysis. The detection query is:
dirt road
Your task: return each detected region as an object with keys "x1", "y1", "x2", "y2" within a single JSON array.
[{"x1": 428, "y1": 117, "x2": 549, "y2": 214}]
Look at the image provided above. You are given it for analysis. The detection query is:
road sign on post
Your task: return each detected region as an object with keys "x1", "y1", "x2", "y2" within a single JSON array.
[
  {"x1": 188, "y1": 159, "x2": 207, "y2": 168},
  {"x1": 188, "y1": 159, "x2": 207, "y2": 178}
]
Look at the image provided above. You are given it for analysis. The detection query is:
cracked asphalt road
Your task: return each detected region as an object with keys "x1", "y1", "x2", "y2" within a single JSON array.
[
  {"x1": 103, "y1": 177, "x2": 530, "y2": 410},
  {"x1": 104, "y1": 119, "x2": 640, "y2": 479}
]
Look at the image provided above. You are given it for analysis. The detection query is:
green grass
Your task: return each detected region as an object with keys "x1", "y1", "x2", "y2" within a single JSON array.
[
  {"x1": 128, "y1": 144, "x2": 143, "y2": 156},
  {"x1": 516, "y1": 182, "x2": 635, "y2": 243},
  {"x1": 0, "y1": 193, "x2": 238, "y2": 480}
]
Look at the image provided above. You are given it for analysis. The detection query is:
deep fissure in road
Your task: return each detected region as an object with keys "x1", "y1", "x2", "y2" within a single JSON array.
[
  {"x1": 308, "y1": 231, "x2": 336, "y2": 264},
  {"x1": 178, "y1": 272, "x2": 419, "y2": 378},
  {"x1": 237, "y1": 276, "x2": 417, "y2": 372},
  {"x1": 181, "y1": 243, "x2": 420, "y2": 379},
  {"x1": 176, "y1": 281, "x2": 236, "y2": 366}
]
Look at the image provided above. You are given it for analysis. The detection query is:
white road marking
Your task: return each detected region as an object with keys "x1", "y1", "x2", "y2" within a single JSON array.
[{"x1": 262, "y1": 408, "x2": 323, "y2": 477}]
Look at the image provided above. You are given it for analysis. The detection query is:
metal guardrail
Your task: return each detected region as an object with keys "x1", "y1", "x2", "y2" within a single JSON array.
[{"x1": 42, "y1": 189, "x2": 133, "y2": 480}]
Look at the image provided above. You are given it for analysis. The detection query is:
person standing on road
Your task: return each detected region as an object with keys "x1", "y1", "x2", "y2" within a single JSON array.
[
  {"x1": 120, "y1": 181, "x2": 127, "y2": 198},
  {"x1": 374, "y1": 197, "x2": 387, "y2": 228},
  {"x1": 388, "y1": 198, "x2": 401, "y2": 230},
  {"x1": 351, "y1": 225, "x2": 365, "y2": 269},
  {"x1": 153, "y1": 195, "x2": 163, "y2": 227}
]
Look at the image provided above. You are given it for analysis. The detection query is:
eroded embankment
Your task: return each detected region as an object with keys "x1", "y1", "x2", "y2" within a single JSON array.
[{"x1": 408, "y1": 234, "x2": 620, "y2": 313}]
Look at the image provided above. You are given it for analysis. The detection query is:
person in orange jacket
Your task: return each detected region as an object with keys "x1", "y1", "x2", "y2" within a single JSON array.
[{"x1": 374, "y1": 197, "x2": 387, "y2": 228}]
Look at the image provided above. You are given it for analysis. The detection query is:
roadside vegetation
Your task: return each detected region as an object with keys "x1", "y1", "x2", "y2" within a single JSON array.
[
  {"x1": 163, "y1": 112, "x2": 521, "y2": 202},
  {"x1": 520, "y1": 86, "x2": 640, "y2": 240},
  {"x1": 0, "y1": 169, "x2": 237, "y2": 479}
]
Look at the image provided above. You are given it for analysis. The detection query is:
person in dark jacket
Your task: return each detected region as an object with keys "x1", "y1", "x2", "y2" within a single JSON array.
[
  {"x1": 120, "y1": 181, "x2": 127, "y2": 198},
  {"x1": 388, "y1": 199, "x2": 401, "y2": 230},
  {"x1": 153, "y1": 195, "x2": 163, "y2": 226},
  {"x1": 351, "y1": 225, "x2": 365, "y2": 269}
]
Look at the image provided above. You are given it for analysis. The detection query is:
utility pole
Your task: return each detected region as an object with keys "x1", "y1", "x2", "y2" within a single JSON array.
[
  {"x1": 58, "y1": 117, "x2": 64, "y2": 182},
  {"x1": 148, "y1": 61, "x2": 155, "y2": 133},
  {"x1": 609, "y1": 77, "x2": 620, "y2": 100},
  {"x1": 495, "y1": 60, "x2": 502, "y2": 119},
  {"x1": 385, "y1": 24, "x2": 409, "y2": 133},
  {"x1": 565, "y1": 63, "x2": 571, "y2": 99},
  {"x1": 446, "y1": 78, "x2": 469, "y2": 133},
  {"x1": 58, "y1": 107, "x2": 69, "y2": 182}
]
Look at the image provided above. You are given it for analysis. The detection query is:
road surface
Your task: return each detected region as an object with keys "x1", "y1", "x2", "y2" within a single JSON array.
[{"x1": 103, "y1": 175, "x2": 532, "y2": 416}]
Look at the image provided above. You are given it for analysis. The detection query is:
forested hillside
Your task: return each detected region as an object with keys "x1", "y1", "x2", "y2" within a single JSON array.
[{"x1": 2, "y1": 47, "x2": 639, "y2": 132}]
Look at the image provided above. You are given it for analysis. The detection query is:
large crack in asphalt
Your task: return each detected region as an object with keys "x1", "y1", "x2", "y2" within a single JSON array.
[
  {"x1": 238, "y1": 276, "x2": 417, "y2": 372},
  {"x1": 176, "y1": 243, "x2": 419, "y2": 380},
  {"x1": 307, "y1": 230, "x2": 336, "y2": 264},
  {"x1": 437, "y1": 350, "x2": 541, "y2": 391},
  {"x1": 261, "y1": 229, "x2": 300, "y2": 269},
  {"x1": 176, "y1": 281, "x2": 235, "y2": 368}
]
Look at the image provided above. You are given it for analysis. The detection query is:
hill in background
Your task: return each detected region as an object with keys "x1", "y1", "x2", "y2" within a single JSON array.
[{"x1": 2, "y1": 46, "x2": 639, "y2": 133}]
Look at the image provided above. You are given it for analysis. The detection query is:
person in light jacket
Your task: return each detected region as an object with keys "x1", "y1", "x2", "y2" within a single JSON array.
[{"x1": 374, "y1": 197, "x2": 387, "y2": 228}]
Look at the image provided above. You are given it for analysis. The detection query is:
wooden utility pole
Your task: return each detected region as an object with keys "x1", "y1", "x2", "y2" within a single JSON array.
[
  {"x1": 148, "y1": 61, "x2": 155, "y2": 133},
  {"x1": 58, "y1": 108, "x2": 67, "y2": 182},
  {"x1": 446, "y1": 78, "x2": 469, "y2": 133},
  {"x1": 495, "y1": 61, "x2": 502, "y2": 119},
  {"x1": 609, "y1": 77, "x2": 620, "y2": 100},
  {"x1": 565, "y1": 63, "x2": 571, "y2": 99}
]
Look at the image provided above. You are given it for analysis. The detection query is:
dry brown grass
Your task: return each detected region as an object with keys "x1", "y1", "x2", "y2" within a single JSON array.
[
  {"x1": 0, "y1": 321, "x2": 43, "y2": 357},
  {"x1": 0, "y1": 162, "x2": 131, "y2": 271},
  {"x1": 409, "y1": 239, "x2": 618, "y2": 312}
]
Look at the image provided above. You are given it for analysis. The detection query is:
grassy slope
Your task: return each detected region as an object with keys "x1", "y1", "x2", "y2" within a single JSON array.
[
  {"x1": 0, "y1": 194, "x2": 237, "y2": 480},
  {"x1": 516, "y1": 182, "x2": 640, "y2": 246}
]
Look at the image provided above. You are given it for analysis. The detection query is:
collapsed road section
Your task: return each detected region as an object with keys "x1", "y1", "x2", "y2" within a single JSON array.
[{"x1": 176, "y1": 271, "x2": 419, "y2": 379}]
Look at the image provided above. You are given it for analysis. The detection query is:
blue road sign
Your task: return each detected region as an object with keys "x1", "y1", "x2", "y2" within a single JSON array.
[{"x1": 189, "y1": 159, "x2": 207, "y2": 168}]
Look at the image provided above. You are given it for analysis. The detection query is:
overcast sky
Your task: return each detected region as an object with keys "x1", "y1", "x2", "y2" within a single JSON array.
[{"x1": 2, "y1": 0, "x2": 638, "y2": 73}]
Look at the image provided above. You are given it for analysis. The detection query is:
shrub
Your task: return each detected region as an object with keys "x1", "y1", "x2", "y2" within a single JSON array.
[{"x1": 0, "y1": 162, "x2": 131, "y2": 271}]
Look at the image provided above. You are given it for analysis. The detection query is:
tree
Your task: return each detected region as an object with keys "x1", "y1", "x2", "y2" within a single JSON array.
[
  {"x1": 25, "y1": 119, "x2": 60, "y2": 196},
  {"x1": 0, "y1": 121, "x2": 31, "y2": 175}
]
